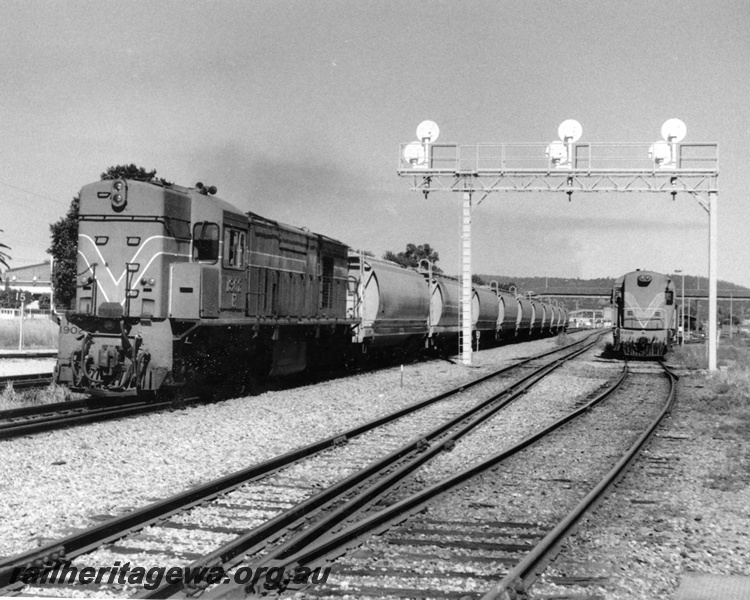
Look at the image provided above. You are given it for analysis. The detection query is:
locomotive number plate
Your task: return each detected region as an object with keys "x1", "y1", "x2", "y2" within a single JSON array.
[{"x1": 225, "y1": 277, "x2": 242, "y2": 292}]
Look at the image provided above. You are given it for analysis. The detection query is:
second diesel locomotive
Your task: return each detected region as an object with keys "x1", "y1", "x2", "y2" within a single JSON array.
[
  {"x1": 54, "y1": 178, "x2": 567, "y2": 397},
  {"x1": 611, "y1": 269, "x2": 676, "y2": 358}
]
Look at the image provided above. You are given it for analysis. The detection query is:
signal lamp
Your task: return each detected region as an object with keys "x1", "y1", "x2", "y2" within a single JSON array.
[
  {"x1": 416, "y1": 120, "x2": 440, "y2": 144},
  {"x1": 111, "y1": 194, "x2": 126, "y2": 211},
  {"x1": 649, "y1": 141, "x2": 671, "y2": 166},
  {"x1": 546, "y1": 141, "x2": 567, "y2": 164},
  {"x1": 403, "y1": 142, "x2": 426, "y2": 167}
]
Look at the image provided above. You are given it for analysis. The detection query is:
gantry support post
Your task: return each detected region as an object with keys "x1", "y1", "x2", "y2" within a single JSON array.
[
  {"x1": 708, "y1": 190, "x2": 718, "y2": 371},
  {"x1": 461, "y1": 191, "x2": 473, "y2": 365}
]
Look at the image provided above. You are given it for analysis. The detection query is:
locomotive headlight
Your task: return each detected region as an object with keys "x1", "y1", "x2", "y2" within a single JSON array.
[
  {"x1": 111, "y1": 180, "x2": 127, "y2": 211},
  {"x1": 141, "y1": 277, "x2": 156, "y2": 286},
  {"x1": 80, "y1": 275, "x2": 92, "y2": 286},
  {"x1": 148, "y1": 277, "x2": 156, "y2": 286}
]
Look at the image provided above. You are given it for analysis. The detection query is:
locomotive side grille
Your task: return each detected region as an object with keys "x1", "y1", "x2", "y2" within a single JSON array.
[{"x1": 321, "y1": 256, "x2": 334, "y2": 310}]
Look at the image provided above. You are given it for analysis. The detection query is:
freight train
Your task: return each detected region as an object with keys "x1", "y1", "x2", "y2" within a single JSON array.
[
  {"x1": 54, "y1": 178, "x2": 568, "y2": 397},
  {"x1": 611, "y1": 269, "x2": 676, "y2": 358}
]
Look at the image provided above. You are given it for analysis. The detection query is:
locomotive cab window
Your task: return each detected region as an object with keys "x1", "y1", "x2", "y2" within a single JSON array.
[
  {"x1": 223, "y1": 228, "x2": 247, "y2": 269},
  {"x1": 665, "y1": 290, "x2": 674, "y2": 305},
  {"x1": 192, "y1": 222, "x2": 220, "y2": 263}
]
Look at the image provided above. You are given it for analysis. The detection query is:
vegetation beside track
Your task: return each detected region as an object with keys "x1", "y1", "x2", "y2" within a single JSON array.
[
  {"x1": 671, "y1": 339, "x2": 750, "y2": 426},
  {"x1": 669, "y1": 339, "x2": 750, "y2": 498},
  {"x1": 0, "y1": 318, "x2": 57, "y2": 349},
  {"x1": 0, "y1": 381, "x2": 73, "y2": 411}
]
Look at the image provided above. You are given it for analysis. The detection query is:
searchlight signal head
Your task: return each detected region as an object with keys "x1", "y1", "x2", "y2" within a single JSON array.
[
  {"x1": 558, "y1": 119, "x2": 582, "y2": 143},
  {"x1": 661, "y1": 118, "x2": 687, "y2": 142},
  {"x1": 649, "y1": 141, "x2": 671, "y2": 165},
  {"x1": 548, "y1": 120, "x2": 581, "y2": 170},
  {"x1": 650, "y1": 119, "x2": 686, "y2": 168},
  {"x1": 546, "y1": 140, "x2": 567, "y2": 163},
  {"x1": 403, "y1": 141, "x2": 427, "y2": 167},
  {"x1": 416, "y1": 120, "x2": 440, "y2": 144}
]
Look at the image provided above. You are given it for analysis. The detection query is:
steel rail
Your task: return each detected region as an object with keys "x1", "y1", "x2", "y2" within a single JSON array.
[
  {"x1": 0, "y1": 332, "x2": 601, "y2": 590},
  {"x1": 0, "y1": 398, "x2": 188, "y2": 440},
  {"x1": 206, "y1": 362, "x2": 629, "y2": 599},
  {"x1": 0, "y1": 372, "x2": 53, "y2": 390},
  {"x1": 479, "y1": 361, "x2": 678, "y2": 600},
  {"x1": 0, "y1": 350, "x2": 57, "y2": 359},
  {"x1": 0, "y1": 398, "x2": 88, "y2": 421},
  {"x1": 137, "y1": 334, "x2": 604, "y2": 599}
]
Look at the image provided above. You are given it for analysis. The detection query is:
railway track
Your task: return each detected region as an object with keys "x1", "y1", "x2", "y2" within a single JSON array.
[
  {"x1": 0, "y1": 372, "x2": 54, "y2": 390},
  {"x1": 0, "y1": 332, "x2": 605, "y2": 597},
  {"x1": 0, "y1": 350, "x2": 57, "y2": 359},
  {"x1": 0, "y1": 393, "x2": 200, "y2": 440},
  {"x1": 254, "y1": 361, "x2": 675, "y2": 600}
]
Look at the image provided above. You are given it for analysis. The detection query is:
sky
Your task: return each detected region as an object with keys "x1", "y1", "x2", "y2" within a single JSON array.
[{"x1": 1, "y1": 0, "x2": 749, "y2": 287}]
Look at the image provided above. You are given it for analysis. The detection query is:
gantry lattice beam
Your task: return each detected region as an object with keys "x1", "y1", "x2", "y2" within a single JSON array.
[{"x1": 398, "y1": 142, "x2": 718, "y2": 196}]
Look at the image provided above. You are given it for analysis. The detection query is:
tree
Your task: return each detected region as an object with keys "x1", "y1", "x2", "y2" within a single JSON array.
[
  {"x1": 48, "y1": 164, "x2": 172, "y2": 308},
  {"x1": 48, "y1": 195, "x2": 80, "y2": 308},
  {"x1": 0, "y1": 288, "x2": 19, "y2": 308},
  {"x1": 100, "y1": 164, "x2": 171, "y2": 186},
  {"x1": 472, "y1": 274, "x2": 487, "y2": 286},
  {"x1": 0, "y1": 230, "x2": 10, "y2": 281},
  {"x1": 383, "y1": 243, "x2": 443, "y2": 273}
]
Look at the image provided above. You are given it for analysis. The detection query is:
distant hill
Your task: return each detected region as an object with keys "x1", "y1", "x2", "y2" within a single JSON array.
[
  {"x1": 476, "y1": 274, "x2": 750, "y2": 294},
  {"x1": 473, "y1": 274, "x2": 750, "y2": 313}
]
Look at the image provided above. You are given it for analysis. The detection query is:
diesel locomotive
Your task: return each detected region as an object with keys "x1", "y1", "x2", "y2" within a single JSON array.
[
  {"x1": 611, "y1": 269, "x2": 676, "y2": 358},
  {"x1": 54, "y1": 178, "x2": 567, "y2": 397}
]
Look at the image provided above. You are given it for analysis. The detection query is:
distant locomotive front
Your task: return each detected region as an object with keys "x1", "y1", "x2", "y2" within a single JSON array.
[{"x1": 611, "y1": 270, "x2": 676, "y2": 358}]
